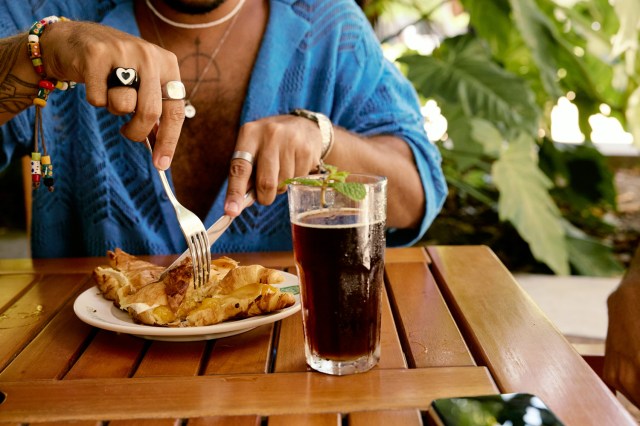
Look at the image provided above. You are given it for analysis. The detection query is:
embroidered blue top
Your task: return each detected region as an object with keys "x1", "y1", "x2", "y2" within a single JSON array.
[{"x1": 0, "y1": 0, "x2": 447, "y2": 258}]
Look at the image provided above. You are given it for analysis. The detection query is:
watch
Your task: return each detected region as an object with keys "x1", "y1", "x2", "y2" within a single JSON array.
[{"x1": 290, "y1": 108, "x2": 335, "y2": 160}]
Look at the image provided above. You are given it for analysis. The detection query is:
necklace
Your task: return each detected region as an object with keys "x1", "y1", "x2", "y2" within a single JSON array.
[
  {"x1": 149, "y1": 2, "x2": 242, "y2": 118},
  {"x1": 145, "y1": 0, "x2": 246, "y2": 30}
]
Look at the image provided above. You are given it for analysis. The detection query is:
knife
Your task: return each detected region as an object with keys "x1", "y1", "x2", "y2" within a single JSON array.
[{"x1": 165, "y1": 190, "x2": 256, "y2": 271}]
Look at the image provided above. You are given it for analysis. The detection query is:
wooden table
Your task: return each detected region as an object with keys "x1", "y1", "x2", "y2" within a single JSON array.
[{"x1": 0, "y1": 246, "x2": 634, "y2": 425}]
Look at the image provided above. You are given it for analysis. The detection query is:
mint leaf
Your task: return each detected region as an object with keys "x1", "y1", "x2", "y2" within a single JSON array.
[
  {"x1": 331, "y1": 171, "x2": 350, "y2": 183},
  {"x1": 280, "y1": 164, "x2": 368, "y2": 202},
  {"x1": 281, "y1": 177, "x2": 323, "y2": 187},
  {"x1": 332, "y1": 182, "x2": 366, "y2": 201}
]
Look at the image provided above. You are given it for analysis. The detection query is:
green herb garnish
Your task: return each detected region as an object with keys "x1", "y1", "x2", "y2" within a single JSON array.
[{"x1": 281, "y1": 164, "x2": 366, "y2": 203}]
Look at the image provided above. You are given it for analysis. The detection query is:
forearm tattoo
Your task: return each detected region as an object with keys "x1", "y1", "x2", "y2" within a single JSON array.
[{"x1": 0, "y1": 34, "x2": 37, "y2": 114}]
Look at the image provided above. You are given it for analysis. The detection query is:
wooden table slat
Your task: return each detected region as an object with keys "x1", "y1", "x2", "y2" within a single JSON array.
[
  {"x1": 385, "y1": 261, "x2": 475, "y2": 367},
  {"x1": 0, "y1": 274, "x2": 34, "y2": 311},
  {"x1": 349, "y1": 409, "x2": 423, "y2": 426},
  {"x1": 203, "y1": 324, "x2": 274, "y2": 375},
  {"x1": 136, "y1": 340, "x2": 207, "y2": 377},
  {"x1": 0, "y1": 367, "x2": 497, "y2": 423},
  {"x1": 384, "y1": 246, "x2": 430, "y2": 264},
  {"x1": 427, "y1": 245, "x2": 636, "y2": 426},
  {"x1": 188, "y1": 415, "x2": 261, "y2": 426},
  {"x1": 65, "y1": 330, "x2": 147, "y2": 379},
  {"x1": 0, "y1": 286, "x2": 94, "y2": 380},
  {"x1": 109, "y1": 419, "x2": 180, "y2": 426},
  {"x1": 268, "y1": 413, "x2": 341, "y2": 426},
  {"x1": 0, "y1": 274, "x2": 87, "y2": 371},
  {"x1": 273, "y1": 311, "x2": 307, "y2": 373},
  {"x1": 377, "y1": 286, "x2": 408, "y2": 369}
]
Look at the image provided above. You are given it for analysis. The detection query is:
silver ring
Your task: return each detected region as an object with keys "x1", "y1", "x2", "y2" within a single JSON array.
[
  {"x1": 161, "y1": 81, "x2": 186, "y2": 100},
  {"x1": 231, "y1": 150, "x2": 254, "y2": 165}
]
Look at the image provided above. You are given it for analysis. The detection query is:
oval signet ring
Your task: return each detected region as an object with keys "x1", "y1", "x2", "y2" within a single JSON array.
[
  {"x1": 231, "y1": 150, "x2": 254, "y2": 166},
  {"x1": 107, "y1": 67, "x2": 140, "y2": 89},
  {"x1": 162, "y1": 81, "x2": 186, "y2": 100}
]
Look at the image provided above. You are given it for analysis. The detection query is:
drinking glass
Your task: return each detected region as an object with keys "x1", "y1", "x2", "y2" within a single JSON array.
[{"x1": 287, "y1": 173, "x2": 387, "y2": 375}]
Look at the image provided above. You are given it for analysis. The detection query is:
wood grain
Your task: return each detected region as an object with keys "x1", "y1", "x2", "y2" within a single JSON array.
[
  {"x1": 0, "y1": 289, "x2": 93, "y2": 380},
  {"x1": 0, "y1": 274, "x2": 34, "y2": 310},
  {"x1": 427, "y1": 245, "x2": 637, "y2": 426},
  {"x1": 0, "y1": 247, "x2": 633, "y2": 425},
  {"x1": 0, "y1": 367, "x2": 496, "y2": 423},
  {"x1": 386, "y1": 261, "x2": 474, "y2": 367},
  {"x1": 0, "y1": 273, "x2": 87, "y2": 371}
]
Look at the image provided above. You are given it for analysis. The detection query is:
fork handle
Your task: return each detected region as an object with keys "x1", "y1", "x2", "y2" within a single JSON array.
[
  {"x1": 145, "y1": 137, "x2": 180, "y2": 207},
  {"x1": 156, "y1": 168, "x2": 180, "y2": 207}
]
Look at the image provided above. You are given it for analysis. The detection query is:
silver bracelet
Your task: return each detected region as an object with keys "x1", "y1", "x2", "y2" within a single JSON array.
[{"x1": 290, "y1": 109, "x2": 335, "y2": 160}]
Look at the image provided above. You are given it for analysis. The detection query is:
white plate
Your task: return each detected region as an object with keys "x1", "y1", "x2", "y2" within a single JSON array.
[{"x1": 73, "y1": 272, "x2": 301, "y2": 342}]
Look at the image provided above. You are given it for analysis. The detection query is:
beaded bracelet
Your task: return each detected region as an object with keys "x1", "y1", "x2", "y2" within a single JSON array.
[{"x1": 27, "y1": 15, "x2": 76, "y2": 192}]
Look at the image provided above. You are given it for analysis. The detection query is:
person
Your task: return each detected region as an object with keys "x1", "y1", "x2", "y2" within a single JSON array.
[
  {"x1": 0, "y1": 0, "x2": 447, "y2": 258},
  {"x1": 604, "y1": 244, "x2": 640, "y2": 407}
]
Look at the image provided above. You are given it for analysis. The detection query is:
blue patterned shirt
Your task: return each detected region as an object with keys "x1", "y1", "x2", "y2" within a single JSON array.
[{"x1": 0, "y1": 0, "x2": 447, "y2": 258}]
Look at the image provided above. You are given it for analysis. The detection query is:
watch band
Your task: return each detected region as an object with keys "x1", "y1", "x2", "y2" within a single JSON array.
[{"x1": 290, "y1": 108, "x2": 334, "y2": 160}]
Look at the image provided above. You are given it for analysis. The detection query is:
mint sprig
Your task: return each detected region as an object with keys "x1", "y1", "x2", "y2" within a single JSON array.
[{"x1": 281, "y1": 164, "x2": 366, "y2": 202}]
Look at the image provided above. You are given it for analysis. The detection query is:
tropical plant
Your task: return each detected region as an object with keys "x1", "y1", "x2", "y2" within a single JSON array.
[{"x1": 362, "y1": 0, "x2": 638, "y2": 276}]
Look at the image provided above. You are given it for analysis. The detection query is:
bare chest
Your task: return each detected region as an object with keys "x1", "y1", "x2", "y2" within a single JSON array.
[
  {"x1": 169, "y1": 63, "x2": 251, "y2": 217},
  {"x1": 164, "y1": 23, "x2": 266, "y2": 216}
]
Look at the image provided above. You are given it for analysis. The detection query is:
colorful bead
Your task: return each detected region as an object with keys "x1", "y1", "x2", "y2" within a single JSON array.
[
  {"x1": 27, "y1": 15, "x2": 76, "y2": 99},
  {"x1": 28, "y1": 15, "x2": 74, "y2": 196},
  {"x1": 31, "y1": 152, "x2": 42, "y2": 189},
  {"x1": 55, "y1": 81, "x2": 69, "y2": 91},
  {"x1": 41, "y1": 155, "x2": 54, "y2": 192},
  {"x1": 30, "y1": 22, "x2": 45, "y2": 36},
  {"x1": 36, "y1": 87, "x2": 50, "y2": 98},
  {"x1": 38, "y1": 80, "x2": 55, "y2": 90},
  {"x1": 27, "y1": 42, "x2": 41, "y2": 58}
]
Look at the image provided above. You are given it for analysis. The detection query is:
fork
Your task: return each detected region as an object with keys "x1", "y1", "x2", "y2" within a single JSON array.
[{"x1": 144, "y1": 137, "x2": 211, "y2": 288}]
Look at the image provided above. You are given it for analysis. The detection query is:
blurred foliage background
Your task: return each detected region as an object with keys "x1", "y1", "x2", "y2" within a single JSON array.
[{"x1": 359, "y1": 0, "x2": 640, "y2": 276}]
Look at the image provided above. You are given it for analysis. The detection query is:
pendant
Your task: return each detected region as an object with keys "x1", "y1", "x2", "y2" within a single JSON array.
[{"x1": 185, "y1": 101, "x2": 196, "y2": 118}]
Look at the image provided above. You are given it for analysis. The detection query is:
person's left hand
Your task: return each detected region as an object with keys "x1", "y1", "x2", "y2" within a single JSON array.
[{"x1": 223, "y1": 114, "x2": 325, "y2": 216}]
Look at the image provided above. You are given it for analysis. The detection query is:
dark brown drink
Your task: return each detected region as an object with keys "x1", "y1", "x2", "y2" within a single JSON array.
[{"x1": 292, "y1": 208, "x2": 385, "y2": 373}]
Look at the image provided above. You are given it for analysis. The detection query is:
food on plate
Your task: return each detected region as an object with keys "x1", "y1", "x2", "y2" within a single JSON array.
[{"x1": 92, "y1": 248, "x2": 296, "y2": 327}]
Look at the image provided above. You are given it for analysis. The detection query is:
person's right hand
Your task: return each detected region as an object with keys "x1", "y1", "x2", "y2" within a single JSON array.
[{"x1": 41, "y1": 20, "x2": 184, "y2": 170}]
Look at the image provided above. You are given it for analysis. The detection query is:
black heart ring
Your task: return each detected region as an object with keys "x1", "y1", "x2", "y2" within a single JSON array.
[{"x1": 107, "y1": 67, "x2": 140, "y2": 90}]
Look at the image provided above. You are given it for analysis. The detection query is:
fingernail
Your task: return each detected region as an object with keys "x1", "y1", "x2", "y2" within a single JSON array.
[
  {"x1": 157, "y1": 156, "x2": 171, "y2": 170},
  {"x1": 226, "y1": 201, "x2": 239, "y2": 215}
]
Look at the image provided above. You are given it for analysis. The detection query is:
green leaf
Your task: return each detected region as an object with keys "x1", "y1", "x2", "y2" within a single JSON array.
[
  {"x1": 440, "y1": 104, "x2": 487, "y2": 171},
  {"x1": 470, "y1": 118, "x2": 503, "y2": 157},
  {"x1": 460, "y1": 0, "x2": 513, "y2": 57},
  {"x1": 280, "y1": 165, "x2": 367, "y2": 202},
  {"x1": 563, "y1": 221, "x2": 625, "y2": 277},
  {"x1": 508, "y1": 0, "x2": 564, "y2": 100},
  {"x1": 399, "y1": 35, "x2": 540, "y2": 134},
  {"x1": 538, "y1": 140, "x2": 617, "y2": 210},
  {"x1": 332, "y1": 182, "x2": 367, "y2": 201},
  {"x1": 611, "y1": 0, "x2": 640, "y2": 67},
  {"x1": 282, "y1": 178, "x2": 323, "y2": 187},
  {"x1": 492, "y1": 133, "x2": 569, "y2": 275},
  {"x1": 627, "y1": 86, "x2": 640, "y2": 149},
  {"x1": 331, "y1": 171, "x2": 350, "y2": 183}
]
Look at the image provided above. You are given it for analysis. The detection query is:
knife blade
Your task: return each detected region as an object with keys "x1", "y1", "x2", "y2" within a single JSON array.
[{"x1": 165, "y1": 190, "x2": 256, "y2": 271}]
